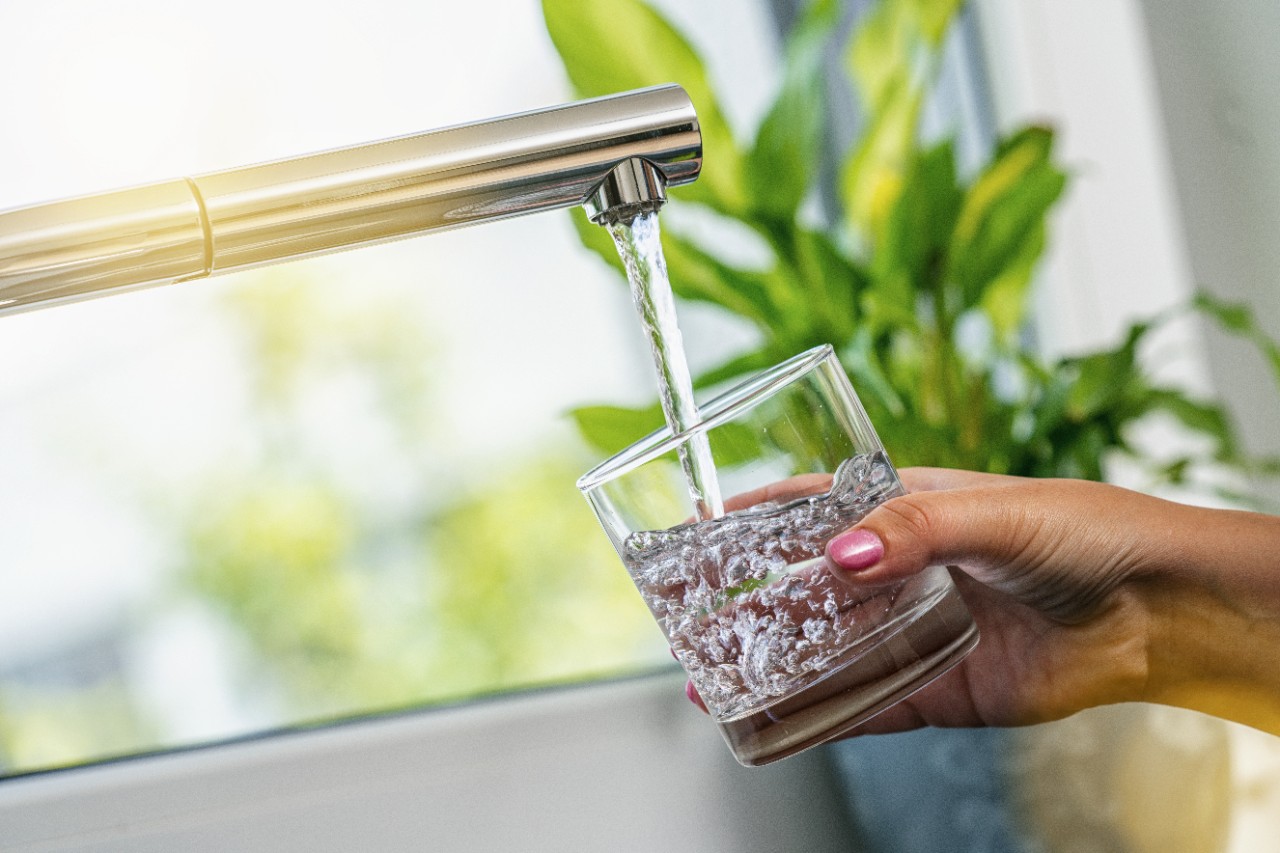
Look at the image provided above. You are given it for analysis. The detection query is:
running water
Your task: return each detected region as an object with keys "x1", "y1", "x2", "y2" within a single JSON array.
[{"x1": 607, "y1": 211, "x2": 724, "y2": 520}]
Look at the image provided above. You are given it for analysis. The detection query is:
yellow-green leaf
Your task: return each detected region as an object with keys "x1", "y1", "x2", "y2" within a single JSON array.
[
  {"x1": 841, "y1": 75, "x2": 923, "y2": 244},
  {"x1": 541, "y1": 0, "x2": 745, "y2": 212},
  {"x1": 849, "y1": 0, "x2": 914, "y2": 110},
  {"x1": 948, "y1": 126, "x2": 1065, "y2": 310},
  {"x1": 905, "y1": 0, "x2": 964, "y2": 46},
  {"x1": 569, "y1": 404, "x2": 664, "y2": 456}
]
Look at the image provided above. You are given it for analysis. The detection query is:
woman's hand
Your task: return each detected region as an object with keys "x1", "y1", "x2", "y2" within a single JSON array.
[
  {"x1": 824, "y1": 467, "x2": 1280, "y2": 736},
  {"x1": 685, "y1": 467, "x2": 1280, "y2": 737},
  {"x1": 825, "y1": 467, "x2": 1163, "y2": 732}
]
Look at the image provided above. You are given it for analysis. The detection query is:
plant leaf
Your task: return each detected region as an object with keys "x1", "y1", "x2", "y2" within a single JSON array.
[
  {"x1": 841, "y1": 326, "x2": 908, "y2": 419},
  {"x1": 694, "y1": 347, "x2": 781, "y2": 391},
  {"x1": 1140, "y1": 389, "x2": 1238, "y2": 461},
  {"x1": 948, "y1": 126, "x2": 1066, "y2": 313},
  {"x1": 842, "y1": 0, "x2": 963, "y2": 245},
  {"x1": 905, "y1": 0, "x2": 965, "y2": 46},
  {"x1": 841, "y1": 73, "x2": 923, "y2": 245},
  {"x1": 569, "y1": 403, "x2": 664, "y2": 457},
  {"x1": 745, "y1": 0, "x2": 840, "y2": 221},
  {"x1": 791, "y1": 226, "x2": 865, "y2": 345},
  {"x1": 541, "y1": 0, "x2": 745, "y2": 212},
  {"x1": 1194, "y1": 292, "x2": 1280, "y2": 388},
  {"x1": 848, "y1": 0, "x2": 913, "y2": 112},
  {"x1": 978, "y1": 219, "x2": 1046, "y2": 340},
  {"x1": 659, "y1": 227, "x2": 780, "y2": 331},
  {"x1": 1063, "y1": 322, "x2": 1149, "y2": 420},
  {"x1": 872, "y1": 137, "x2": 962, "y2": 299},
  {"x1": 707, "y1": 421, "x2": 773, "y2": 469},
  {"x1": 570, "y1": 397, "x2": 769, "y2": 469}
]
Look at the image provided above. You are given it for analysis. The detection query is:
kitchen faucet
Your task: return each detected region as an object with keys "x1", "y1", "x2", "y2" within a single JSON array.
[{"x1": 0, "y1": 84, "x2": 700, "y2": 316}]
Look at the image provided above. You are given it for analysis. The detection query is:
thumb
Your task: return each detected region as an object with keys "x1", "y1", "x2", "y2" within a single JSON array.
[{"x1": 825, "y1": 487, "x2": 1029, "y2": 586}]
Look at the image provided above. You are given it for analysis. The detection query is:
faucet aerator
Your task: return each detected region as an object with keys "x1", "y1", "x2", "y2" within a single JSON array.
[{"x1": 586, "y1": 158, "x2": 668, "y2": 227}]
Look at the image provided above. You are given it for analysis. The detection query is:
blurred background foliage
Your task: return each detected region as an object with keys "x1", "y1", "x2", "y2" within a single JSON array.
[
  {"x1": 158, "y1": 276, "x2": 660, "y2": 722},
  {"x1": 0, "y1": 270, "x2": 659, "y2": 773},
  {"x1": 547, "y1": 0, "x2": 1280, "y2": 497}
]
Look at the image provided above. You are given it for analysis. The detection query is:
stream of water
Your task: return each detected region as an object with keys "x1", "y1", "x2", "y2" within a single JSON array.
[{"x1": 606, "y1": 211, "x2": 724, "y2": 520}]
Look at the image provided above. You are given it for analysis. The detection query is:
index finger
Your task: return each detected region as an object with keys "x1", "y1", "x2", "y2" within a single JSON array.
[
  {"x1": 899, "y1": 467, "x2": 1027, "y2": 494},
  {"x1": 718, "y1": 473, "x2": 835, "y2": 514}
]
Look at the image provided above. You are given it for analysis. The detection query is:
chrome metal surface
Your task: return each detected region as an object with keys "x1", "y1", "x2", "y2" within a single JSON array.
[
  {"x1": 0, "y1": 181, "x2": 210, "y2": 313},
  {"x1": 0, "y1": 84, "x2": 701, "y2": 316},
  {"x1": 585, "y1": 158, "x2": 667, "y2": 225}
]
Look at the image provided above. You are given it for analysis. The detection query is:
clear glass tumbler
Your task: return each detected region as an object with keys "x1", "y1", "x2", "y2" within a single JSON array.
[{"x1": 578, "y1": 345, "x2": 979, "y2": 766}]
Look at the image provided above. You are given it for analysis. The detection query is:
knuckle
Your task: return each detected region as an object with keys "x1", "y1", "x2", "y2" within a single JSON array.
[{"x1": 876, "y1": 494, "x2": 939, "y2": 540}]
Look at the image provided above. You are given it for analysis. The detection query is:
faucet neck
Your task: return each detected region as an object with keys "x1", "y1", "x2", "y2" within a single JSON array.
[{"x1": 0, "y1": 86, "x2": 700, "y2": 317}]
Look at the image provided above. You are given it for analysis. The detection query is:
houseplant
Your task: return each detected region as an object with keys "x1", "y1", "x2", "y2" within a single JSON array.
[{"x1": 543, "y1": 0, "x2": 1280, "y2": 496}]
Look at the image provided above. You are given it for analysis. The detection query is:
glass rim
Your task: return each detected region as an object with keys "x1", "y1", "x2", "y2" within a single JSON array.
[{"x1": 577, "y1": 344, "x2": 837, "y2": 493}]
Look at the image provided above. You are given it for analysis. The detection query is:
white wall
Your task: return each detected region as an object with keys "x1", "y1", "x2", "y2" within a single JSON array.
[
  {"x1": 1139, "y1": 0, "x2": 1280, "y2": 496},
  {"x1": 972, "y1": 0, "x2": 1200, "y2": 362}
]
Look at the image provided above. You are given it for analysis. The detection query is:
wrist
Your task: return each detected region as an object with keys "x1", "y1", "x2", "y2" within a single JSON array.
[{"x1": 1137, "y1": 503, "x2": 1280, "y2": 733}]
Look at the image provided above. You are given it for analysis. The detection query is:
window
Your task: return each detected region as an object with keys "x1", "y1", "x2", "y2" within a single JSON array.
[{"x1": 0, "y1": 0, "x2": 786, "y2": 776}]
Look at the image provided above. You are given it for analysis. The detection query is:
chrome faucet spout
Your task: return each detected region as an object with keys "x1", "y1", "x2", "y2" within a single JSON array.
[
  {"x1": 0, "y1": 85, "x2": 701, "y2": 316},
  {"x1": 585, "y1": 158, "x2": 668, "y2": 226}
]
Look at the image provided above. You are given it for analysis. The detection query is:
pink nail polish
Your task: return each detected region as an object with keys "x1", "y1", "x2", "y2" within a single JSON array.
[{"x1": 827, "y1": 528, "x2": 884, "y2": 572}]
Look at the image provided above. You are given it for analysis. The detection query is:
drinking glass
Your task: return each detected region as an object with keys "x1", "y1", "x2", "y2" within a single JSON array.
[{"x1": 578, "y1": 345, "x2": 979, "y2": 766}]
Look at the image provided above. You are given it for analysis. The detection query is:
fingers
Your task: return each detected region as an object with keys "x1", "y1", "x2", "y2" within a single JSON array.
[
  {"x1": 825, "y1": 485, "x2": 1033, "y2": 586},
  {"x1": 685, "y1": 679, "x2": 708, "y2": 714},
  {"x1": 898, "y1": 466, "x2": 1026, "y2": 494},
  {"x1": 824, "y1": 476, "x2": 1159, "y2": 623},
  {"x1": 719, "y1": 473, "x2": 834, "y2": 514},
  {"x1": 837, "y1": 467, "x2": 1034, "y2": 583}
]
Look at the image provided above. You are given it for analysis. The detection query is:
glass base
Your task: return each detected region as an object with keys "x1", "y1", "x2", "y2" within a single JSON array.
[{"x1": 717, "y1": 582, "x2": 979, "y2": 767}]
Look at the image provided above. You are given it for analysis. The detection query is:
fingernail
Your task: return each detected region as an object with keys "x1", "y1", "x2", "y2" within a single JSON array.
[
  {"x1": 827, "y1": 528, "x2": 884, "y2": 572},
  {"x1": 685, "y1": 680, "x2": 708, "y2": 714}
]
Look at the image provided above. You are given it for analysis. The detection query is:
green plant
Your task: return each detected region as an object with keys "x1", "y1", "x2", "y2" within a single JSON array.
[{"x1": 543, "y1": 0, "x2": 1280, "y2": 495}]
